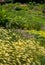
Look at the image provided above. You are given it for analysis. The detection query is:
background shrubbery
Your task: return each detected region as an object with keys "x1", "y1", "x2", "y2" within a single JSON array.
[
  {"x1": 0, "y1": 3, "x2": 45, "y2": 30},
  {"x1": 4, "y1": 0, "x2": 45, "y2": 3}
]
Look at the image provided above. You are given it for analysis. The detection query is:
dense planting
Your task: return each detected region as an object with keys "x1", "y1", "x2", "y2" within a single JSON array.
[
  {"x1": 0, "y1": 3, "x2": 45, "y2": 65},
  {"x1": 0, "y1": 29, "x2": 45, "y2": 65},
  {"x1": 0, "y1": 3, "x2": 45, "y2": 30}
]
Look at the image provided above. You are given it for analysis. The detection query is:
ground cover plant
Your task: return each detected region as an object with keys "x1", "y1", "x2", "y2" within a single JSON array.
[
  {"x1": 0, "y1": 2, "x2": 45, "y2": 65},
  {"x1": 0, "y1": 28, "x2": 45, "y2": 65}
]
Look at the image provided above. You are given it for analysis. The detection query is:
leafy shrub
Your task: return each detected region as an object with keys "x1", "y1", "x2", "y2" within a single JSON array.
[
  {"x1": 28, "y1": 21, "x2": 43, "y2": 30},
  {"x1": 42, "y1": 7, "x2": 45, "y2": 13},
  {"x1": 33, "y1": 2, "x2": 36, "y2": 5},
  {"x1": 0, "y1": 3, "x2": 45, "y2": 30},
  {"x1": 28, "y1": 2, "x2": 34, "y2": 9},
  {"x1": 28, "y1": 2, "x2": 36, "y2": 9},
  {"x1": 35, "y1": 34, "x2": 45, "y2": 47},
  {"x1": 15, "y1": 6, "x2": 22, "y2": 11},
  {"x1": 29, "y1": 2, "x2": 32, "y2": 5},
  {"x1": 0, "y1": 9, "x2": 10, "y2": 28}
]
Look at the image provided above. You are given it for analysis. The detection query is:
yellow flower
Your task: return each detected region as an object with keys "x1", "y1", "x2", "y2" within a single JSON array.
[{"x1": 5, "y1": 53, "x2": 9, "y2": 56}]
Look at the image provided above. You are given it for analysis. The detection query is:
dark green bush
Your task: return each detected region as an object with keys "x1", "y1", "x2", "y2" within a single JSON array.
[
  {"x1": 33, "y1": 2, "x2": 36, "y2": 5},
  {"x1": 28, "y1": 2, "x2": 34, "y2": 9},
  {"x1": 35, "y1": 34, "x2": 45, "y2": 47},
  {"x1": 26, "y1": 21, "x2": 43, "y2": 30},
  {"x1": 0, "y1": 9, "x2": 9, "y2": 28},
  {"x1": 42, "y1": 7, "x2": 45, "y2": 13},
  {"x1": 15, "y1": 6, "x2": 22, "y2": 11}
]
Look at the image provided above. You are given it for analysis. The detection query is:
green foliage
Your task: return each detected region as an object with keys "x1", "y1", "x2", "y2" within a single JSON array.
[
  {"x1": 0, "y1": 3, "x2": 45, "y2": 65},
  {"x1": 42, "y1": 7, "x2": 45, "y2": 13},
  {"x1": 28, "y1": 2, "x2": 34, "y2": 9},
  {"x1": 0, "y1": 9, "x2": 9, "y2": 28},
  {"x1": 0, "y1": 3, "x2": 45, "y2": 30}
]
